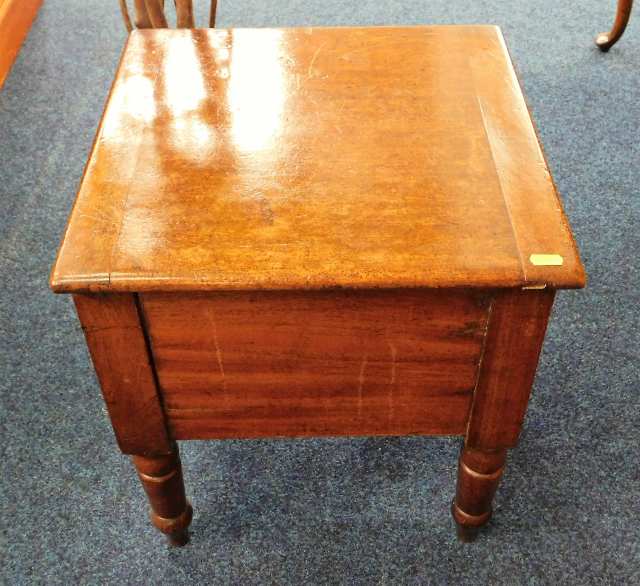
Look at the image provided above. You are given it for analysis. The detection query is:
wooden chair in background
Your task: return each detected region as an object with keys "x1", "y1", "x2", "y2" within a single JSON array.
[
  {"x1": 120, "y1": 0, "x2": 634, "y2": 52},
  {"x1": 119, "y1": 0, "x2": 218, "y2": 30},
  {"x1": 596, "y1": 0, "x2": 634, "y2": 51}
]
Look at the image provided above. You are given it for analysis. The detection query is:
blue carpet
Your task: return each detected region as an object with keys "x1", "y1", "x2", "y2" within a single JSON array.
[{"x1": 1, "y1": 1, "x2": 639, "y2": 583}]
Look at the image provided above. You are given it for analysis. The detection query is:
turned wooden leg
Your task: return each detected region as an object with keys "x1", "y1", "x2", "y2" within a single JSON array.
[
  {"x1": 452, "y1": 446, "x2": 507, "y2": 542},
  {"x1": 596, "y1": 0, "x2": 634, "y2": 51},
  {"x1": 132, "y1": 444, "x2": 193, "y2": 546}
]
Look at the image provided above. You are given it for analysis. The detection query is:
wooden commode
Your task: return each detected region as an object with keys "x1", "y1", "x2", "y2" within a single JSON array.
[{"x1": 51, "y1": 26, "x2": 585, "y2": 545}]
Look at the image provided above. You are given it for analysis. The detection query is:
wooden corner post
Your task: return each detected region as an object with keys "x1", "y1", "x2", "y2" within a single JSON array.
[
  {"x1": 73, "y1": 293, "x2": 193, "y2": 545},
  {"x1": 453, "y1": 288, "x2": 556, "y2": 541}
]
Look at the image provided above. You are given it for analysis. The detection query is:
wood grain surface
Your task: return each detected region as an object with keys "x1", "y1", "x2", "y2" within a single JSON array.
[
  {"x1": 465, "y1": 288, "x2": 556, "y2": 449},
  {"x1": 50, "y1": 26, "x2": 585, "y2": 294},
  {"x1": 140, "y1": 289, "x2": 491, "y2": 438},
  {"x1": 73, "y1": 293, "x2": 172, "y2": 455},
  {"x1": 0, "y1": 0, "x2": 43, "y2": 88}
]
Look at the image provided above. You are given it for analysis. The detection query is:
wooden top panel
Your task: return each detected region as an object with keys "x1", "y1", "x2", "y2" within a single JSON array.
[{"x1": 51, "y1": 26, "x2": 585, "y2": 293}]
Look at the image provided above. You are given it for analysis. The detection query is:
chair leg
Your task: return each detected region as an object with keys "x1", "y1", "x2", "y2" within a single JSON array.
[
  {"x1": 132, "y1": 443, "x2": 193, "y2": 546},
  {"x1": 596, "y1": 0, "x2": 634, "y2": 51},
  {"x1": 210, "y1": 0, "x2": 218, "y2": 27},
  {"x1": 132, "y1": 0, "x2": 152, "y2": 28},
  {"x1": 451, "y1": 445, "x2": 507, "y2": 542},
  {"x1": 144, "y1": 0, "x2": 169, "y2": 28}
]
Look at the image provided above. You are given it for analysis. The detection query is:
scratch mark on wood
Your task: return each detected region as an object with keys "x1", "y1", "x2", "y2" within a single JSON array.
[
  {"x1": 82, "y1": 325, "x2": 140, "y2": 334},
  {"x1": 388, "y1": 340, "x2": 397, "y2": 385},
  {"x1": 387, "y1": 340, "x2": 397, "y2": 422},
  {"x1": 307, "y1": 42, "x2": 327, "y2": 79},
  {"x1": 206, "y1": 310, "x2": 227, "y2": 392},
  {"x1": 357, "y1": 354, "x2": 368, "y2": 418},
  {"x1": 79, "y1": 212, "x2": 117, "y2": 225}
]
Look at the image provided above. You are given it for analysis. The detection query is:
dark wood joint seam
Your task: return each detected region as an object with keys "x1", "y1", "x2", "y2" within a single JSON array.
[
  {"x1": 464, "y1": 293, "x2": 495, "y2": 445},
  {"x1": 133, "y1": 292, "x2": 175, "y2": 448}
]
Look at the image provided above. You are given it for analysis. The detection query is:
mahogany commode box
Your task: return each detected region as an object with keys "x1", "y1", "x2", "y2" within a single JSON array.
[{"x1": 51, "y1": 25, "x2": 585, "y2": 545}]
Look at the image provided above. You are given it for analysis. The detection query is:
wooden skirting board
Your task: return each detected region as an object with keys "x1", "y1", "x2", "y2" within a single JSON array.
[{"x1": 0, "y1": 0, "x2": 43, "y2": 88}]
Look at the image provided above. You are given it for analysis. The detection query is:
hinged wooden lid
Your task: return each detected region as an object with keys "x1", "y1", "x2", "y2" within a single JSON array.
[{"x1": 51, "y1": 26, "x2": 585, "y2": 293}]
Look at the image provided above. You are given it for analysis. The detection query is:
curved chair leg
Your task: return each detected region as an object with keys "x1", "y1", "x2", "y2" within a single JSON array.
[
  {"x1": 210, "y1": 0, "x2": 218, "y2": 27},
  {"x1": 596, "y1": 0, "x2": 634, "y2": 51}
]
